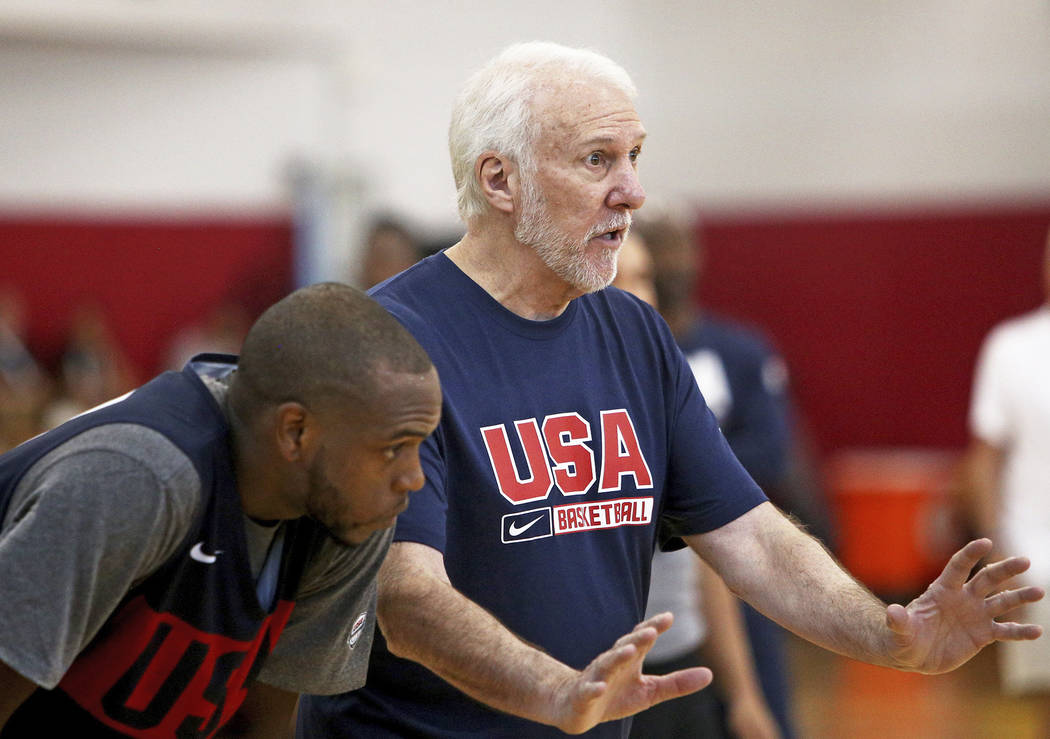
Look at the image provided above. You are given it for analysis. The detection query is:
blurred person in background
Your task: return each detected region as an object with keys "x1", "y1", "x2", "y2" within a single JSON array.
[
  {"x1": 0, "y1": 288, "x2": 50, "y2": 451},
  {"x1": 615, "y1": 232, "x2": 780, "y2": 739},
  {"x1": 41, "y1": 303, "x2": 137, "y2": 429},
  {"x1": 165, "y1": 301, "x2": 252, "y2": 372},
  {"x1": 962, "y1": 227, "x2": 1050, "y2": 733},
  {"x1": 632, "y1": 214, "x2": 803, "y2": 737},
  {"x1": 357, "y1": 216, "x2": 424, "y2": 289}
]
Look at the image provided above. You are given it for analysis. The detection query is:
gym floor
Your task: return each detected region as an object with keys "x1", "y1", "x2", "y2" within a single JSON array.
[{"x1": 789, "y1": 634, "x2": 1044, "y2": 738}]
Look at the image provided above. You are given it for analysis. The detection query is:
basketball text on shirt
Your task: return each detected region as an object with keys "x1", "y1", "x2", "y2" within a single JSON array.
[{"x1": 481, "y1": 408, "x2": 654, "y2": 543}]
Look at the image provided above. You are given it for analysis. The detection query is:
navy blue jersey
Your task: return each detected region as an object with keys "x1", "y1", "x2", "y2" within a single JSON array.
[
  {"x1": 676, "y1": 316, "x2": 790, "y2": 487},
  {"x1": 0, "y1": 356, "x2": 324, "y2": 738},
  {"x1": 298, "y1": 254, "x2": 766, "y2": 738}
]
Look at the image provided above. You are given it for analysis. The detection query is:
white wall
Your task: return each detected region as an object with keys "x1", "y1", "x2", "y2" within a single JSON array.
[{"x1": 2, "y1": 0, "x2": 1049, "y2": 232}]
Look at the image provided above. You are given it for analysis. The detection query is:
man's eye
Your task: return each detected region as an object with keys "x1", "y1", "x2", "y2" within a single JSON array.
[
  {"x1": 384, "y1": 445, "x2": 403, "y2": 461},
  {"x1": 588, "y1": 153, "x2": 602, "y2": 166},
  {"x1": 629, "y1": 147, "x2": 640, "y2": 163}
]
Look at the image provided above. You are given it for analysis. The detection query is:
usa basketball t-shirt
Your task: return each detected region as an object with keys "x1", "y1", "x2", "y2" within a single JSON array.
[{"x1": 299, "y1": 252, "x2": 766, "y2": 738}]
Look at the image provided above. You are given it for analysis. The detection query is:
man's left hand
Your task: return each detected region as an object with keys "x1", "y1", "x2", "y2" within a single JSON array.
[{"x1": 885, "y1": 538, "x2": 1043, "y2": 674}]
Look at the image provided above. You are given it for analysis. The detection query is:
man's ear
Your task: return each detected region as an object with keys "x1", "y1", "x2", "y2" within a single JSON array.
[
  {"x1": 274, "y1": 402, "x2": 311, "y2": 462},
  {"x1": 476, "y1": 152, "x2": 517, "y2": 214}
]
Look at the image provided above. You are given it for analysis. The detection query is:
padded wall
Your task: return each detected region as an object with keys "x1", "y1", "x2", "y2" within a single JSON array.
[
  {"x1": 698, "y1": 203, "x2": 1050, "y2": 453},
  {"x1": 0, "y1": 215, "x2": 293, "y2": 379}
]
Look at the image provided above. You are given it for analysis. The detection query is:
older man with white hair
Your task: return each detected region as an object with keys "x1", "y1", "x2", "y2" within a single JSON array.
[{"x1": 298, "y1": 42, "x2": 1043, "y2": 739}]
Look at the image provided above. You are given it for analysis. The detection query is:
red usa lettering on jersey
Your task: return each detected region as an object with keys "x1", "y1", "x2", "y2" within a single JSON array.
[
  {"x1": 57, "y1": 595, "x2": 293, "y2": 737},
  {"x1": 481, "y1": 409, "x2": 653, "y2": 504}
]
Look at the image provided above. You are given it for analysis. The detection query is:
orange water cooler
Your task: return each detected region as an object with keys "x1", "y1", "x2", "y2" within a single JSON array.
[{"x1": 825, "y1": 448, "x2": 965, "y2": 598}]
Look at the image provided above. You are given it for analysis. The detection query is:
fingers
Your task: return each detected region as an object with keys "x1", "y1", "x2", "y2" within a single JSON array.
[
  {"x1": 885, "y1": 602, "x2": 911, "y2": 635},
  {"x1": 939, "y1": 539, "x2": 994, "y2": 589},
  {"x1": 589, "y1": 643, "x2": 640, "y2": 680},
  {"x1": 968, "y1": 556, "x2": 1033, "y2": 597},
  {"x1": 605, "y1": 613, "x2": 673, "y2": 657},
  {"x1": 985, "y1": 585, "x2": 1045, "y2": 618},
  {"x1": 634, "y1": 611, "x2": 674, "y2": 636},
  {"x1": 992, "y1": 621, "x2": 1044, "y2": 642},
  {"x1": 573, "y1": 679, "x2": 607, "y2": 704},
  {"x1": 590, "y1": 615, "x2": 679, "y2": 684},
  {"x1": 588, "y1": 613, "x2": 682, "y2": 687},
  {"x1": 646, "y1": 666, "x2": 713, "y2": 703}
]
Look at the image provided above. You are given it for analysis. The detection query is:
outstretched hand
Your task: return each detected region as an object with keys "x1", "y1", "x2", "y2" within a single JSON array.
[
  {"x1": 550, "y1": 612, "x2": 712, "y2": 735},
  {"x1": 885, "y1": 538, "x2": 1044, "y2": 674}
]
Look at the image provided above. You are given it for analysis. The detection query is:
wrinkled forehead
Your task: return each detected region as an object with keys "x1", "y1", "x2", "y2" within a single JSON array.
[{"x1": 530, "y1": 74, "x2": 643, "y2": 147}]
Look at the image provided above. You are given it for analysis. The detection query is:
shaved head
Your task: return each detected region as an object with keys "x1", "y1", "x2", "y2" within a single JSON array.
[{"x1": 229, "y1": 282, "x2": 433, "y2": 421}]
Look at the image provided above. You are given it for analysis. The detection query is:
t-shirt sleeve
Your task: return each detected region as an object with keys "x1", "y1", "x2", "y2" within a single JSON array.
[
  {"x1": 370, "y1": 298, "x2": 450, "y2": 553},
  {"x1": 256, "y1": 527, "x2": 393, "y2": 695},
  {"x1": 386, "y1": 419, "x2": 448, "y2": 551},
  {"x1": 969, "y1": 329, "x2": 1011, "y2": 446},
  {"x1": 657, "y1": 349, "x2": 768, "y2": 549},
  {"x1": 0, "y1": 425, "x2": 200, "y2": 688}
]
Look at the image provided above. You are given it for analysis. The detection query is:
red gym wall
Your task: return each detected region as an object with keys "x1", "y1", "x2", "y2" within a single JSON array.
[
  {"x1": 0, "y1": 215, "x2": 294, "y2": 382},
  {"x1": 697, "y1": 202, "x2": 1050, "y2": 455},
  {"x1": 2, "y1": 202, "x2": 1048, "y2": 457}
]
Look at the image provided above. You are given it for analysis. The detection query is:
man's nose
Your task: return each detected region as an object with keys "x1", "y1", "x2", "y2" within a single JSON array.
[
  {"x1": 397, "y1": 458, "x2": 427, "y2": 493},
  {"x1": 608, "y1": 161, "x2": 646, "y2": 211}
]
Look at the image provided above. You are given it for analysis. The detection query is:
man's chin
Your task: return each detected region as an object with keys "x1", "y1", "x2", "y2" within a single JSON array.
[
  {"x1": 573, "y1": 261, "x2": 618, "y2": 294},
  {"x1": 327, "y1": 524, "x2": 373, "y2": 547},
  {"x1": 329, "y1": 517, "x2": 398, "y2": 546}
]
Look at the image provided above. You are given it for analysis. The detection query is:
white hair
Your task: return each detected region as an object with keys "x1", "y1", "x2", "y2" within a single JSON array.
[{"x1": 448, "y1": 41, "x2": 638, "y2": 222}]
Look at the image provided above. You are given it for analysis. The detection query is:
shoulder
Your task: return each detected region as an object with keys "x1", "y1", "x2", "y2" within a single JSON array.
[
  {"x1": 975, "y1": 309, "x2": 1046, "y2": 376},
  {"x1": 594, "y1": 284, "x2": 657, "y2": 313},
  {"x1": 370, "y1": 253, "x2": 446, "y2": 310},
  {"x1": 370, "y1": 255, "x2": 461, "y2": 343},
  {"x1": 35, "y1": 423, "x2": 197, "y2": 485},
  {"x1": 985, "y1": 307, "x2": 1050, "y2": 348},
  {"x1": 587, "y1": 286, "x2": 674, "y2": 339},
  {"x1": 8, "y1": 423, "x2": 200, "y2": 531}
]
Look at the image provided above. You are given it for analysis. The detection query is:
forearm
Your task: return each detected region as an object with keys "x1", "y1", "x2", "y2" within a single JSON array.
[
  {"x1": 376, "y1": 542, "x2": 574, "y2": 727},
  {"x1": 695, "y1": 560, "x2": 765, "y2": 703},
  {"x1": 690, "y1": 502, "x2": 896, "y2": 669}
]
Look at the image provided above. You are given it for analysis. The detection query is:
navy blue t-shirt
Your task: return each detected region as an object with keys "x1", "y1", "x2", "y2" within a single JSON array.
[{"x1": 298, "y1": 253, "x2": 766, "y2": 738}]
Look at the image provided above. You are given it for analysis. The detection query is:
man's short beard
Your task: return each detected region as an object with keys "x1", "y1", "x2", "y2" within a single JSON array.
[{"x1": 514, "y1": 171, "x2": 628, "y2": 294}]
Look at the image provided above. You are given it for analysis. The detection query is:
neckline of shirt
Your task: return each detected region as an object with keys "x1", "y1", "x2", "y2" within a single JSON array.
[{"x1": 434, "y1": 251, "x2": 580, "y2": 341}]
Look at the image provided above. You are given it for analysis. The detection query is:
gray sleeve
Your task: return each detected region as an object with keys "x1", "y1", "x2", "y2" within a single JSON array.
[
  {"x1": 0, "y1": 425, "x2": 200, "y2": 688},
  {"x1": 257, "y1": 526, "x2": 393, "y2": 695}
]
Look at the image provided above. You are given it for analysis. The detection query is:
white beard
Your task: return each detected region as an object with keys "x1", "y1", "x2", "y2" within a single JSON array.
[{"x1": 514, "y1": 176, "x2": 631, "y2": 294}]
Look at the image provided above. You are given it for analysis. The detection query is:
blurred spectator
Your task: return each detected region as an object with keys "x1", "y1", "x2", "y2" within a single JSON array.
[
  {"x1": 629, "y1": 213, "x2": 824, "y2": 738},
  {"x1": 961, "y1": 227, "x2": 1050, "y2": 733},
  {"x1": 164, "y1": 301, "x2": 251, "y2": 371},
  {"x1": 0, "y1": 288, "x2": 50, "y2": 451},
  {"x1": 615, "y1": 233, "x2": 780, "y2": 739},
  {"x1": 41, "y1": 304, "x2": 137, "y2": 429},
  {"x1": 357, "y1": 215, "x2": 424, "y2": 289}
]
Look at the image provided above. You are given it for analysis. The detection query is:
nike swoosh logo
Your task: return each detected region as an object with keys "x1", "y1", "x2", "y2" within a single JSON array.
[
  {"x1": 190, "y1": 541, "x2": 222, "y2": 564},
  {"x1": 508, "y1": 515, "x2": 545, "y2": 537}
]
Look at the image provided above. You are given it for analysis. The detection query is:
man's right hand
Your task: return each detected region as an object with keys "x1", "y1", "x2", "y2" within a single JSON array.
[{"x1": 550, "y1": 612, "x2": 713, "y2": 735}]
